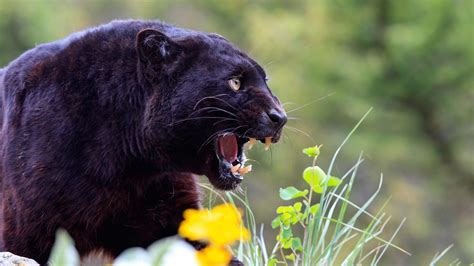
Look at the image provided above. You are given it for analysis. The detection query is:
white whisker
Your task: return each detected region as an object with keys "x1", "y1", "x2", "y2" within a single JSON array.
[
  {"x1": 169, "y1": 116, "x2": 238, "y2": 126},
  {"x1": 284, "y1": 125, "x2": 315, "y2": 143},
  {"x1": 286, "y1": 92, "x2": 335, "y2": 114}
]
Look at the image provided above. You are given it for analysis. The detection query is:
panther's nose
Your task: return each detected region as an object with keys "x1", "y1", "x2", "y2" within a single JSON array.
[{"x1": 266, "y1": 108, "x2": 287, "y2": 129}]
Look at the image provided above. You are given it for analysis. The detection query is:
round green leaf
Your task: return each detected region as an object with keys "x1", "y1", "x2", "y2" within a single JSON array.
[
  {"x1": 303, "y1": 166, "x2": 341, "y2": 193},
  {"x1": 293, "y1": 202, "x2": 302, "y2": 212},
  {"x1": 302, "y1": 166, "x2": 325, "y2": 193},
  {"x1": 291, "y1": 237, "x2": 303, "y2": 251},
  {"x1": 281, "y1": 226, "x2": 293, "y2": 239},
  {"x1": 279, "y1": 186, "x2": 309, "y2": 200}
]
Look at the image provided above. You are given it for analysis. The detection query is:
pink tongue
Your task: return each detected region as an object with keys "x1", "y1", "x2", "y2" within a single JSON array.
[{"x1": 218, "y1": 135, "x2": 238, "y2": 162}]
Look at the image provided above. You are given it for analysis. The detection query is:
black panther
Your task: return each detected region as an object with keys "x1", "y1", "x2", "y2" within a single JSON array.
[{"x1": 0, "y1": 19, "x2": 286, "y2": 264}]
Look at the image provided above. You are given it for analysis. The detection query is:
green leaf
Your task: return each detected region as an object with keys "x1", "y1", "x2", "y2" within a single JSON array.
[
  {"x1": 290, "y1": 215, "x2": 299, "y2": 225},
  {"x1": 293, "y1": 202, "x2": 302, "y2": 212},
  {"x1": 285, "y1": 253, "x2": 296, "y2": 261},
  {"x1": 303, "y1": 166, "x2": 341, "y2": 193},
  {"x1": 303, "y1": 166, "x2": 325, "y2": 193},
  {"x1": 291, "y1": 237, "x2": 303, "y2": 251},
  {"x1": 310, "y1": 204, "x2": 320, "y2": 215},
  {"x1": 297, "y1": 212, "x2": 304, "y2": 220},
  {"x1": 280, "y1": 213, "x2": 292, "y2": 226},
  {"x1": 282, "y1": 239, "x2": 292, "y2": 249},
  {"x1": 276, "y1": 205, "x2": 294, "y2": 214},
  {"x1": 48, "y1": 229, "x2": 80, "y2": 266},
  {"x1": 281, "y1": 226, "x2": 293, "y2": 239},
  {"x1": 328, "y1": 175, "x2": 342, "y2": 186},
  {"x1": 302, "y1": 145, "x2": 322, "y2": 157},
  {"x1": 279, "y1": 186, "x2": 308, "y2": 200},
  {"x1": 268, "y1": 258, "x2": 278, "y2": 266},
  {"x1": 271, "y1": 216, "x2": 281, "y2": 229}
]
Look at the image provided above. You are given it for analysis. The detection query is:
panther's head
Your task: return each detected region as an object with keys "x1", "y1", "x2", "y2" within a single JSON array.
[{"x1": 137, "y1": 28, "x2": 287, "y2": 190}]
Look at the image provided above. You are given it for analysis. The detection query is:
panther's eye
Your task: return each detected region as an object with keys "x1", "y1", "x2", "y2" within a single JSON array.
[{"x1": 228, "y1": 78, "x2": 241, "y2": 91}]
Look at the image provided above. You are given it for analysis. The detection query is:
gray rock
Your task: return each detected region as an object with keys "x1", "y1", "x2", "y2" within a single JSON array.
[{"x1": 0, "y1": 252, "x2": 39, "y2": 266}]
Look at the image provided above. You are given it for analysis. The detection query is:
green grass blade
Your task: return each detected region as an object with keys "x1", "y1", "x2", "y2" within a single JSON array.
[{"x1": 429, "y1": 244, "x2": 453, "y2": 266}]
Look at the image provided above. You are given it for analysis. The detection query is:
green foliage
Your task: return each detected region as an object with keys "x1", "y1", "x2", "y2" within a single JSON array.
[
  {"x1": 270, "y1": 146, "x2": 344, "y2": 263},
  {"x1": 48, "y1": 230, "x2": 79, "y2": 266},
  {"x1": 268, "y1": 141, "x2": 388, "y2": 264}
]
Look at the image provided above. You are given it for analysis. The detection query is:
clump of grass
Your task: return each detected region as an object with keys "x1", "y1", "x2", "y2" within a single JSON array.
[{"x1": 203, "y1": 109, "x2": 413, "y2": 265}]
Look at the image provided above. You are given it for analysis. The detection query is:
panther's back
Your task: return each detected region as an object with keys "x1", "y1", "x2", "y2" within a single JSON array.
[
  {"x1": 1, "y1": 67, "x2": 4, "y2": 130},
  {"x1": 0, "y1": 67, "x2": 4, "y2": 249},
  {"x1": 0, "y1": 31, "x2": 82, "y2": 251}
]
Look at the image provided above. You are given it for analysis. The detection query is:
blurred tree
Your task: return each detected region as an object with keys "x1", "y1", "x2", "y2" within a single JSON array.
[{"x1": 366, "y1": 0, "x2": 473, "y2": 190}]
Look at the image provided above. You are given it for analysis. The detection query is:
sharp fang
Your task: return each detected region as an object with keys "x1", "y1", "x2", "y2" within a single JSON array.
[
  {"x1": 238, "y1": 165, "x2": 252, "y2": 175},
  {"x1": 247, "y1": 138, "x2": 257, "y2": 150},
  {"x1": 231, "y1": 164, "x2": 241, "y2": 174},
  {"x1": 264, "y1": 137, "x2": 272, "y2": 151}
]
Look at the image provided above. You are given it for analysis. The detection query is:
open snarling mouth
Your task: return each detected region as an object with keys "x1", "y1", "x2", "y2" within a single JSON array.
[{"x1": 213, "y1": 133, "x2": 274, "y2": 188}]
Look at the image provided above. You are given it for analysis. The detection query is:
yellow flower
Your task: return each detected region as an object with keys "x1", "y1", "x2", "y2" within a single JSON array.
[
  {"x1": 178, "y1": 204, "x2": 250, "y2": 266},
  {"x1": 179, "y1": 204, "x2": 250, "y2": 246},
  {"x1": 195, "y1": 245, "x2": 232, "y2": 266}
]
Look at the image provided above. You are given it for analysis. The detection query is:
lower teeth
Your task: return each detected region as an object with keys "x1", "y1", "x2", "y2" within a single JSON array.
[
  {"x1": 231, "y1": 164, "x2": 241, "y2": 174},
  {"x1": 230, "y1": 163, "x2": 252, "y2": 176},
  {"x1": 238, "y1": 165, "x2": 252, "y2": 175}
]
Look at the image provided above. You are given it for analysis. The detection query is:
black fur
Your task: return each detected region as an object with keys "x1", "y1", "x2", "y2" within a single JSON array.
[{"x1": 0, "y1": 20, "x2": 285, "y2": 263}]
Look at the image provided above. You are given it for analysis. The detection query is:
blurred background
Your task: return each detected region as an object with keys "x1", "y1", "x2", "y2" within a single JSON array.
[{"x1": 1, "y1": 0, "x2": 472, "y2": 264}]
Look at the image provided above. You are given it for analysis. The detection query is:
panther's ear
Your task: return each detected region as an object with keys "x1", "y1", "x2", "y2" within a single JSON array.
[{"x1": 136, "y1": 29, "x2": 182, "y2": 64}]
